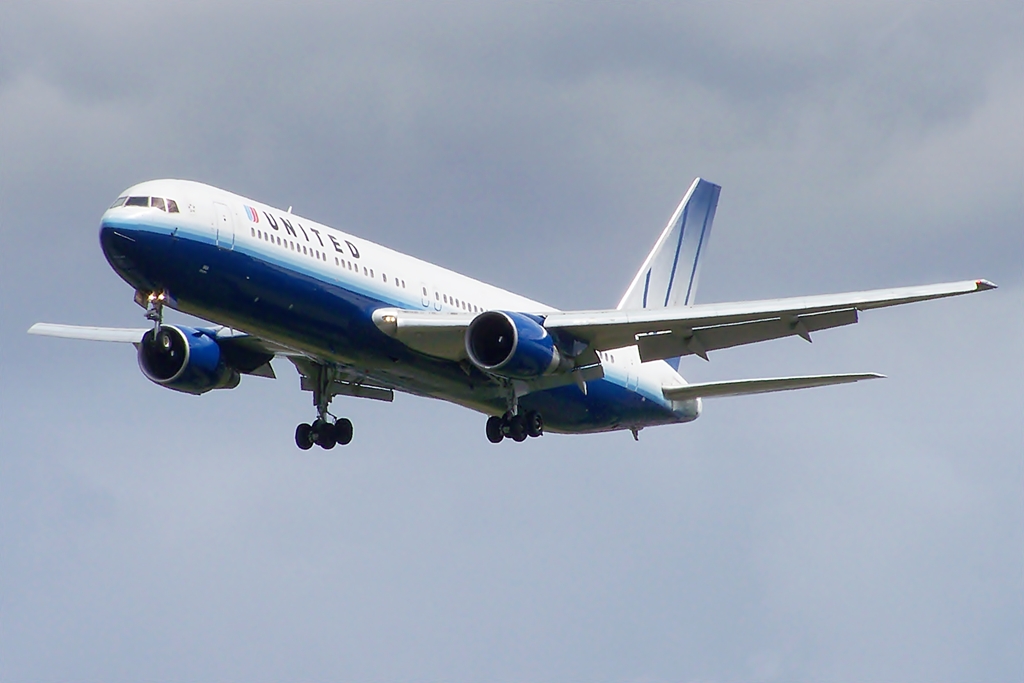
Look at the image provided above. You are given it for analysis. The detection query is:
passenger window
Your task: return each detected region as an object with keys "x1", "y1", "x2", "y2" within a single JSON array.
[
  {"x1": 303, "y1": 246, "x2": 307, "y2": 255},
  {"x1": 125, "y1": 196, "x2": 148, "y2": 207},
  {"x1": 109, "y1": 197, "x2": 127, "y2": 208},
  {"x1": 167, "y1": 199, "x2": 179, "y2": 213},
  {"x1": 382, "y1": 274, "x2": 387, "y2": 283},
  {"x1": 151, "y1": 197, "x2": 166, "y2": 211},
  {"x1": 370, "y1": 269, "x2": 374, "y2": 278}
]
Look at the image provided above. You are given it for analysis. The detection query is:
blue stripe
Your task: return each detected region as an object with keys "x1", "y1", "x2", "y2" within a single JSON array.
[
  {"x1": 683, "y1": 198, "x2": 712, "y2": 305},
  {"x1": 663, "y1": 204, "x2": 689, "y2": 306}
]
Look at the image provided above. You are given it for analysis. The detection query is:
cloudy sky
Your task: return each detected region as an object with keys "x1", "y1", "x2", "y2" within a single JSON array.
[{"x1": 1, "y1": 1, "x2": 1021, "y2": 681}]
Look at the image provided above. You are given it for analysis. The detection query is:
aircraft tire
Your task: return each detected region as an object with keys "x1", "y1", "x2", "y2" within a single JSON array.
[
  {"x1": 486, "y1": 416, "x2": 504, "y2": 443},
  {"x1": 317, "y1": 430, "x2": 337, "y2": 450},
  {"x1": 295, "y1": 423, "x2": 314, "y2": 450},
  {"x1": 525, "y1": 411, "x2": 543, "y2": 438},
  {"x1": 311, "y1": 419, "x2": 335, "y2": 449},
  {"x1": 509, "y1": 414, "x2": 528, "y2": 442},
  {"x1": 335, "y1": 418, "x2": 354, "y2": 446}
]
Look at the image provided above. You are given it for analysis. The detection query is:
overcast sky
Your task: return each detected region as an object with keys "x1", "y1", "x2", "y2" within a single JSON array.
[{"x1": 1, "y1": 1, "x2": 1021, "y2": 681}]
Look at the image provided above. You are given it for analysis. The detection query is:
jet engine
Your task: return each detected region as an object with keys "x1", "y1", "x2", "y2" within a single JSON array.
[
  {"x1": 138, "y1": 325, "x2": 240, "y2": 395},
  {"x1": 465, "y1": 311, "x2": 571, "y2": 379}
]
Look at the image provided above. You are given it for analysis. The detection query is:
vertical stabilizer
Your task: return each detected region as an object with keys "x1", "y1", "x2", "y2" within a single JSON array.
[{"x1": 617, "y1": 178, "x2": 720, "y2": 311}]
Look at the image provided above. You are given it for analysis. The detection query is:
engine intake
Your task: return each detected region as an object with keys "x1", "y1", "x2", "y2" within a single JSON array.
[
  {"x1": 138, "y1": 325, "x2": 240, "y2": 395},
  {"x1": 465, "y1": 311, "x2": 570, "y2": 379}
]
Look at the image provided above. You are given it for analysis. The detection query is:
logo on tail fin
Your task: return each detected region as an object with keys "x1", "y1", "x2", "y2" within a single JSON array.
[{"x1": 617, "y1": 178, "x2": 721, "y2": 310}]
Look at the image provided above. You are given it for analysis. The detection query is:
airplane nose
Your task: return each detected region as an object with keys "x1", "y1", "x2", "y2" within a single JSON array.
[{"x1": 99, "y1": 221, "x2": 141, "y2": 279}]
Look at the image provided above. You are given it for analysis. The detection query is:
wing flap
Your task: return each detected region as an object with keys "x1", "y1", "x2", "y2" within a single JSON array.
[
  {"x1": 636, "y1": 308, "x2": 859, "y2": 362},
  {"x1": 662, "y1": 372, "x2": 884, "y2": 401}
]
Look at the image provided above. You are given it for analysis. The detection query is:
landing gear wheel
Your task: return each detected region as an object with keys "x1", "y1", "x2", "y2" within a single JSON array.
[
  {"x1": 509, "y1": 414, "x2": 528, "y2": 442},
  {"x1": 486, "y1": 416, "x2": 505, "y2": 443},
  {"x1": 318, "y1": 424, "x2": 338, "y2": 450},
  {"x1": 335, "y1": 418, "x2": 353, "y2": 446},
  {"x1": 525, "y1": 410, "x2": 543, "y2": 438},
  {"x1": 311, "y1": 419, "x2": 336, "y2": 449},
  {"x1": 295, "y1": 423, "x2": 314, "y2": 450}
]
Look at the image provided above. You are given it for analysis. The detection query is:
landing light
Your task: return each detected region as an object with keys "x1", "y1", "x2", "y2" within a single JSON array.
[{"x1": 382, "y1": 315, "x2": 397, "y2": 324}]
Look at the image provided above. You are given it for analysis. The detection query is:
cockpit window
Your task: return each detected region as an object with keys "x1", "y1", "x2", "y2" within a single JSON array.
[{"x1": 119, "y1": 195, "x2": 180, "y2": 212}]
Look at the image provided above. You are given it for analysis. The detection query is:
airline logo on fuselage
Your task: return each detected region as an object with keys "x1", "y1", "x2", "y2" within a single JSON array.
[{"x1": 246, "y1": 206, "x2": 361, "y2": 260}]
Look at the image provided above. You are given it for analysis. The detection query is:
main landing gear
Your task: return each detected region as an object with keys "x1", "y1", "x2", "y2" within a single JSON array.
[
  {"x1": 295, "y1": 417, "x2": 353, "y2": 451},
  {"x1": 486, "y1": 410, "x2": 544, "y2": 444},
  {"x1": 295, "y1": 362, "x2": 355, "y2": 451}
]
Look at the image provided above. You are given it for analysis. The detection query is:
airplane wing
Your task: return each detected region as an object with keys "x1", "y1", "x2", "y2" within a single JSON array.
[
  {"x1": 28, "y1": 323, "x2": 150, "y2": 342},
  {"x1": 28, "y1": 322, "x2": 290, "y2": 378},
  {"x1": 374, "y1": 279, "x2": 995, "y2": 364},
  {"x1": 662, "y1": 372, "x2": 883, "y2": 401},
  {"x1": 546, "y1": 278, "x2": 995, "y2": 362}
]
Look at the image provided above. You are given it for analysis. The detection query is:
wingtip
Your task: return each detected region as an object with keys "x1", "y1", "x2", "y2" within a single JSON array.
[{"x1": 976, "y1": 279, "x2": 997, "y2": 291}]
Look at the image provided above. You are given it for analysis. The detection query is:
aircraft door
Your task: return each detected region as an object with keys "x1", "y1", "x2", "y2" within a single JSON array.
[{"x1": 214, "y1": 202, "x2": 234, "y2": 250}]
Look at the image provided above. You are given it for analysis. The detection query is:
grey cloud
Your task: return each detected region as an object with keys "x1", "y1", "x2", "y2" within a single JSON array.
[{"x1": 1, "y1": 1, "x2": 1021, "y2": 681}]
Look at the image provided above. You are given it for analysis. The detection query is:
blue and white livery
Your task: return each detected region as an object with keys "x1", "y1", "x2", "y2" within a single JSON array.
[{"x1": 29, "y1": 178, "x2": 995, "y2": 448}]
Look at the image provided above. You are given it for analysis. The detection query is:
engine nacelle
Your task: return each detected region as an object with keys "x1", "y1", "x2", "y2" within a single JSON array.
[
  {"x1": 138, "y1": 325, "x2": 240, "y2": 395},
  {"x1": 465, "y1": 311, "x2": 570, "y2": 379}
]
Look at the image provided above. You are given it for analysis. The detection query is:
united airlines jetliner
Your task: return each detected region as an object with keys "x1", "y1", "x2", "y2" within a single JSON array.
[{"x1": 30, "y1": 178, "x2": 995, "y2": 449}]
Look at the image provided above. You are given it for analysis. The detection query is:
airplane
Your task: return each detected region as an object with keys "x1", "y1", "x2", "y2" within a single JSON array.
[{"x1": 29, "y1": 177, "x2": 995, "y2": 449}]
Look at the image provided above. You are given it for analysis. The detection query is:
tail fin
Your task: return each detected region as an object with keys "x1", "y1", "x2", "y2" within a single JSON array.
[{"x1": 617, "y1": 178, "x2": 721, "y2": 310}]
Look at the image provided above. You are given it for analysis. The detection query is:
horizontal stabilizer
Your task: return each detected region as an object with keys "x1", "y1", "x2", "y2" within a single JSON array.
[
  {"x1": 662, "y1": 372, "x2": 884, "y2": 401},
  {"x1": 28, "y1": 323, "x2": 148, "y2": 343}
]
